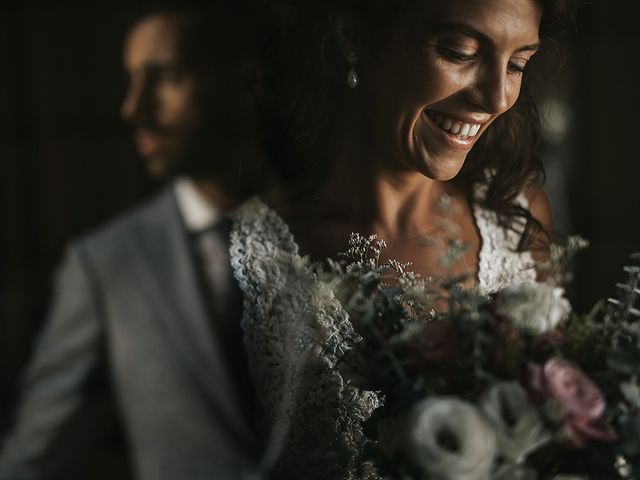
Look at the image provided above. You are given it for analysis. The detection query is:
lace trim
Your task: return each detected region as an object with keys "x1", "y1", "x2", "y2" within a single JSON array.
[
  {"x1": 230, "y1": 198, "x2": 381, "y2": 479},
  {"x1": 472, "y1": 184, "x2": 537, "y2": 295}
]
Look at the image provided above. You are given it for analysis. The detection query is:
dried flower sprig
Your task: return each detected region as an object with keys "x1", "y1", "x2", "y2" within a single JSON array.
[{"x1": 315, "y1": 230, "x2": 640, "y2": 478}]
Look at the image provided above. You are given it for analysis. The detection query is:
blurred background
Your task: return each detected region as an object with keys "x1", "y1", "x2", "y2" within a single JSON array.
[
  {"x1": 0, "y1": 0, "x2": 639, "y2": 475},
  {"x1": 0, "y1": 5, "x2": 153, "y2": 435}
]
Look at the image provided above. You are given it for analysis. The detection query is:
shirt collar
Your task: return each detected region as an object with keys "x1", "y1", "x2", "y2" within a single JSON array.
[{"x1": 173, "y1": 176, "x2": 221, "y2": 233}]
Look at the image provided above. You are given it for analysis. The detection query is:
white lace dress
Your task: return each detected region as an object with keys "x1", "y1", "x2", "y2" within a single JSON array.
[{"x1": 229, "y1": 187, "x2": 536, "y2": 479}]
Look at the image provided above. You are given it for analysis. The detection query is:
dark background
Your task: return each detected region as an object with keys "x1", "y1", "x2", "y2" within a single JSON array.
[{"x1": 1, "y1": 1, "x2": 638, "y2": 475}]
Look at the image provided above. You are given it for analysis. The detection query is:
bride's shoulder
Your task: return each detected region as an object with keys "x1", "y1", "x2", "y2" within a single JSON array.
[
  {"x1": 472, "y1": 175, "x2": 554, "y2": 235},
  {"x1": 521, "y1": 183, "x2": 555, "y2": 238}
]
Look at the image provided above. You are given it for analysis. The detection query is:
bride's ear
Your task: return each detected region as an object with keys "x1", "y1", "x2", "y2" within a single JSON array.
[{"x1": 330, "y1": 11, "x2": 363, "y2": 59}]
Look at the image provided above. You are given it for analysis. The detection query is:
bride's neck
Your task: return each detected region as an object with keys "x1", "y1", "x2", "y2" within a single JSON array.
[{"x1": 299, "y1": 108, "x2": 452, "y2": 236}]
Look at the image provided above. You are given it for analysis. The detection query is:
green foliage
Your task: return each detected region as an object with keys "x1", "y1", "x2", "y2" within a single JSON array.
[
  {"x1": 317, "y1": 227, "x2": 640, "y2": 479},
  {"x1": 530, "y1": 235, "x2": 590, "y2": 285}
]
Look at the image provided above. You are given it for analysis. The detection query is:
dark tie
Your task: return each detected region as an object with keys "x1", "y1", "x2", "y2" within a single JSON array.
[{"x1": 193, "y1": 219, "x2": 260, "y2": 444}]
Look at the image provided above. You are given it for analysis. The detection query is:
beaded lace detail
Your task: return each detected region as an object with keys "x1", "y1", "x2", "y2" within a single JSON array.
[{"x1": 229, "y1": 187, "x2": 535, "y2": 478}]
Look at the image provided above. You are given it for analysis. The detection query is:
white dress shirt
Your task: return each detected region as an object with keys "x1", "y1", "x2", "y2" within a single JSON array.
[{"x1": 174, "y1": 176, "x2": 232, "y2": 309}]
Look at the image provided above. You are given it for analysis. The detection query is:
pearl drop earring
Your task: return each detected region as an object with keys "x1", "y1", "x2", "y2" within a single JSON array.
[{"x1": 346, "y1": 51, "x2": 359, "y2": 88}]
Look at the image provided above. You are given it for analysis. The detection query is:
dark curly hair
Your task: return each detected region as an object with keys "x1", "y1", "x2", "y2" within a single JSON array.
[{"x1": 262, "y1": 0, "x2": 577, "y2": 250}]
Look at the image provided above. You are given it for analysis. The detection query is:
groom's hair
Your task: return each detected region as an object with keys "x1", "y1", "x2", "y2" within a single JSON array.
[{"x1": 126, "y1": 0, "x2": 270, "y2": 69}]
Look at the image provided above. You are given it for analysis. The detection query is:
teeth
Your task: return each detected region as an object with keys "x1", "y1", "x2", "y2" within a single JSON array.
[{"x1": 425, "y1": 110, "x2": 482, "y2": 138}]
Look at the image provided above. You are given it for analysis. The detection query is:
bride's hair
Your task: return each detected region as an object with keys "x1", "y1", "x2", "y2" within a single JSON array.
[{"x1": 262, "y1": 0, "x2": 576, "y2": 250}]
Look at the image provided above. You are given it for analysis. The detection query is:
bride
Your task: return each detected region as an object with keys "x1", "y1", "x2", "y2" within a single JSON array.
[{"x1": 231, "y1": 0, "x2": 574, "y2": 477}]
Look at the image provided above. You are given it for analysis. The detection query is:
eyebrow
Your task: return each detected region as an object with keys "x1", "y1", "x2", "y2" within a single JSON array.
[{"x1": 427, "y1": 21, "x2": 541, "y2": 53}]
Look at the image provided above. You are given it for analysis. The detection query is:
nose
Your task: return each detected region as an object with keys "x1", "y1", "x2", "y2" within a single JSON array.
[
  {"x1": 120, "y1": 75, "x2": 152, "y2": 125},
  {"x1": 467, "y1": 60, "x2": 512, "y2": 116}
]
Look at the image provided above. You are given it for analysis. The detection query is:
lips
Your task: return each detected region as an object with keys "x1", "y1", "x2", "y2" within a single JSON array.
[
  {"x1": 425, "y1": 110, "x2": 486, "y2": 138},
  {"x1": 422, "y1": 110, "x2": 486, "y2": 150}
]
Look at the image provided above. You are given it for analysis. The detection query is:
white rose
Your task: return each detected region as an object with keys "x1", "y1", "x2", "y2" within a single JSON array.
[
  {"x1": 481, "y1": 382, "x2": 552, "y2": 465},
  {"x1": 494, "y1": 282, "x2": 571, "y2": 334},
  {"x1": 404, "y1": 398, "x2": 497, "y2": 480}
]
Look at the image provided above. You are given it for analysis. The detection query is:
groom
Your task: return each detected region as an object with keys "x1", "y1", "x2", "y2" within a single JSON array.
[{"x1": 0, "y1": 4, "x2": 267, "y2": 480}]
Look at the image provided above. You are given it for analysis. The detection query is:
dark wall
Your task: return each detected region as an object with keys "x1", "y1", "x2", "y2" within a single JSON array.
[
  {"x1": 570, "y1": 2, "x2": 640, "y2": 311},
  {"x1": 0, "y1": 6, "x2": 155, "y2": 470}
]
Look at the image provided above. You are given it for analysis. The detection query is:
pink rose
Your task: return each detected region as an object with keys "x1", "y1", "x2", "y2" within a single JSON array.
[
  {"x1": 527, "y1": 358, "x2": 617, "y2": 447},
  {"x1": 529, "y1": 358, "x2": 604, "y2": 418}
]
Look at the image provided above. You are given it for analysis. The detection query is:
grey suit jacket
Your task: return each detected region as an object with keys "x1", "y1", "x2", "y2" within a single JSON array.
[{"x1": 0, "y1": 187, "x2": 262, "y2": 480}]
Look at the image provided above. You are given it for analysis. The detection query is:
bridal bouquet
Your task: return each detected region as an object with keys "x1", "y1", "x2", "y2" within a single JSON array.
[{"x1": 317, "y1": 231, "x2": 640, "y2": 480}]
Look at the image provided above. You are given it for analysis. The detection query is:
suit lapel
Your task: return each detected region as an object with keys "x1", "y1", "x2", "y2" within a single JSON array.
[{"x1": 132, "y1": 187, "x2": 257, "y2": 451}]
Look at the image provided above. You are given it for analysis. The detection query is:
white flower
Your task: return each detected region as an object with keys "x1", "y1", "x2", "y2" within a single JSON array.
[
  {"x1": 404, "y1": 398, "x2": 497, "y2": 480},
  {"x1": 494, "y1": 282, "x2": 571, "y2": 334},
  {"x1": 481, "y1": 382, "x2": 552, "y2": 465}
]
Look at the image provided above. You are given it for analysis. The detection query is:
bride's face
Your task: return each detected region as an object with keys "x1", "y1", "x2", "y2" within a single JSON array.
[{"x1": 360, "y1": 0, "x2": 542, "y2": 181}]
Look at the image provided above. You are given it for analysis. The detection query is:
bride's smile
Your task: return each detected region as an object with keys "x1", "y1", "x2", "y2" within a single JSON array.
[
  {"x1": 359, "y1": 0, "x2": 542, "y2": 181},
  {"x1": 423, "y1": 111, "x2": 484, "y2": 140},
  {"x1": 421, "y1": 110, "x2": 485, "y2": 150}
]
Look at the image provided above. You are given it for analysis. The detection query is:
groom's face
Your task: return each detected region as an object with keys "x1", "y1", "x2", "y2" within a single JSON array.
[{"x1": 120, "y1": 13, "x2": 208, "y2": 179}]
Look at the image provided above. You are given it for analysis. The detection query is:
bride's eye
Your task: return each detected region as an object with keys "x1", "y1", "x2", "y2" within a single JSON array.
[
  {"x1": 507, "y1": 57, "x2": 529, "y2": 76},
  {"x1": 435, "y1": 46, "x2": 477, "y2": 63}
]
